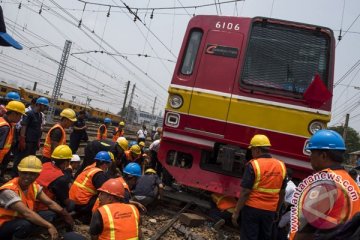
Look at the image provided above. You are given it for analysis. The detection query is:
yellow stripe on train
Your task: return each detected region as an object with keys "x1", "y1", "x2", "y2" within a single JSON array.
[{"x1": 166, "y1": 86, "x2": 330, "y2": 138}]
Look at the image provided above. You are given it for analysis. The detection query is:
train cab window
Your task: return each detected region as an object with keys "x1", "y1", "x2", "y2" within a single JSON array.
[
  {"x1": 240, "y1": 21, "x2": 331, "y2": 96},
  {"x1": 180, "y1": 29, "x2": 203, "y2": 75},
  {"x1": 166, "y1": 150, "x2": 193, "y2": 169},
  {"x1": 200, "y1": 144, "x2": 248, "y2": 177}
]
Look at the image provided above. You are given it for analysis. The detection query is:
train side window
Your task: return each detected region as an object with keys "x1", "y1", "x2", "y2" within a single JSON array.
[
  {"x1": 166, "y1": 150, "x2": 193, "y2": 169},
  {"x1": 180, "y1": 29, "x2": 203, "y2": 75}
]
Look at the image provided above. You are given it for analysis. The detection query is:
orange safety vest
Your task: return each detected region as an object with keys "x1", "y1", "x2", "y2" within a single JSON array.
[
  {"x1": 125, "y1": 150, "x2": 135, "y2": 162},
  {"x1": 0, "y1": 177, "x2": 41, "y2": 226},
  {"x1": 112, "y1": 127, "x2": 124, "y2": 142},
  {"x1": 35, "y1": 162, "x2": 64, "y2": 211},
  {"x1": 0, "y1": 117, "x2": 14, "y2": 163},
  {"x1": 211, "y1": 193, "x2": 237, "y2": 213},
  {"x1": 98, "y1": 202, "x2": 139, "y2": 240},
  {"x1": 69, "y1": 163, "x2": 102, "y2": 205},
  {"x1": 97, "y1": 124, "x2": 108, "y2": 140},
  {"x1": 92, "y1": 177, "x2": 131, "y2": 212},
  {"x1": 42, "y1": 123, "x2": 66, "y2": 158},
  {"x1": 289, "y1": 168, "x2": 360, "y2": 240},
  {"x1": 245, "y1": 158, "x2": 286, "y2": 212}
]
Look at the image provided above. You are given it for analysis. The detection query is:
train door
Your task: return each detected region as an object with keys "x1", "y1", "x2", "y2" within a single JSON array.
[{"x1": 187, "y1": 30, "x2": 244, "y2": 136}]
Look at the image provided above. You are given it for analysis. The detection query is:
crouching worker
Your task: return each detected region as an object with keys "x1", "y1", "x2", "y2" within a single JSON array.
[
  {"x1": 133, "y1": 168, "x2": 164, "y2": 207},
  {"x1": 90, "y1": 178, "x2": 142, "y2": 240},
  {"x1": 209, "y1": 193, "x2": 237, "y2": 229},
  {"x1": 0, "y1": 156, "x2": 74, "y2": 240}
]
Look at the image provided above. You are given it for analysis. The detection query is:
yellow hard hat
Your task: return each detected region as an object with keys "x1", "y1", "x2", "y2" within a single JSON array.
[
  {"x1": 145, "y1": 168, "x2": 157, "y2": 174},
  {"x1": 18, "y1": 155, "x2": 42, "y2": 173},
  {"x1": 51, "y1": 145, "x2": 72, "y2": 160},
  {"x1": 5, "y1": 101, "x2": 26, "y2": 115},
  {"x1": 60, "y1": 108, "x2": 77, "y2": 122},
  {"x1": 130, "y1": 144, "x2": 141, "y2": 155},
  {"x1": 249, "y1": 134, "x2": 271, "y2": 148},
  {"x1": 117, "y1": 138, "x2": 129, "y2": 151},
  {"x1": 139, "y1": 141, "x2": 145, "y2": 147},
  {"x1": 119, "y1": 121, "x2": 125, "y2": 126},
  {"x1": 108, "y1": 151, "x2": 115, "y2": 162}
]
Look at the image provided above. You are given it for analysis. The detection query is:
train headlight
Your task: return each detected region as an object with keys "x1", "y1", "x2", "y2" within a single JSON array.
[
  {"x1": 169, "y1": 94, "x2": 183, "y2": 109},
  {"x1": 308, "y1": 121, "x2": 325, "y2": 135}
]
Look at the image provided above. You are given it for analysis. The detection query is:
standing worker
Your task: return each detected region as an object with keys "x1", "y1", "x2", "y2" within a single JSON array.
[
  {"x1": 0, "y1": 101, "x2": 25, "y2": 179},
  {"x1": 137, "y1": 125, "x2": 148, "y2": 143},
  {"x1": 0, "y1": 156, "x2": 74, "y2": 240},
  {"x1": 290, "y1": 130, "x2": 360, "y2": 240},
  {"x1": 42, "y1": 108, "x2": 77, "y2": 163},
  {"x1": 232, "y1": 134, "x2": 286, "y2": 240},
  {"x1": 97, "y1": 118, "x2": 111, "y2": 140},
  {"x1": 112, "y1": 121, "x2": 125, "y2": 142},
  {"x1": 69, "y1": 110, "x2": 88, "y2": 154},
  {"x1": 15, "y1": 97, "x2": 49, "y2": 174},
  {"x1": 90, "y1": 178, "x2": 142, "y2": 239}
]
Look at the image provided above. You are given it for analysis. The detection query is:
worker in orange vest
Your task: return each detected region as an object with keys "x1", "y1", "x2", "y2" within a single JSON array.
[
  {"x1": 97, "y1": 118, "x2": 111, "y2": 140},
  {"x1": 42, "y1": 108, "x2": 77, "y2": 163},
  {"x1": 122, "y1": 144, "x2": 142, "y2": 167},
  {"x1": 90, "y1": 178, "x2": 142, "y2": 239},
  {"x1": 0, "y1": 156, "x2": 74, "y2": 239},
  {"x1": 69, "y1": 151, "x2": 112, "y2": 222},
  {"x1": 36, "y1": 145, "x2": 74, "y2": 211},
  {"x1": 209, "y1": 193, "x2": 237, "y2": 228},
  {"x1": 232, "y1": 134, "x2": 286, "y2": 240},
  {"x1": 112, "y1": 121, "x2": 125, "y2": 142},
  {"x1": 290, "y1": 130, "x2": 360, "y2": 240}
]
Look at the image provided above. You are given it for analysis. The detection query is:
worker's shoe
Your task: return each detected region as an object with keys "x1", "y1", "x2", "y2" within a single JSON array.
[{"x1": 213, "y1": 219, "x2": 225, "y2": 230}]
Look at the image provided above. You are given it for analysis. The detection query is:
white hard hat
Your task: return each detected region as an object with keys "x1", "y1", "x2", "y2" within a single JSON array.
[
  {"x1": 71, "y1": 154, "x2": 81, "y2": 162},
  {"x1": 117, "y1": 136, "x2": 127, "y2": 142}
]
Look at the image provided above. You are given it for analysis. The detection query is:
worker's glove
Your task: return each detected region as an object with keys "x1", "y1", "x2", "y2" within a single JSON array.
[
  {"x1": 60, "y1": 208, "x2": 74, "y2": 230},
  {"x1": 18, "y1": 136, "x2": 26, "y2": 152}
]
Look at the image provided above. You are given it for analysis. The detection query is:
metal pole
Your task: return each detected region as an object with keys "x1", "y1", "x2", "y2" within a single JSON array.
[
  {"x1": 151, "y1": 96, "x2": 157, "y2": 125},
  {"x1": 343, "y1": 113, "x2": 350, "y2": 142},
  {"x1": 121, "y1": 80, "x2": 130, "y2": 117},
  {"x1": 125, "y1": 84, "x2": 135, "y2": 123},
  {"x1": 46, "y1": 40, "x2": 72, "y2": 123},
  {"x1": 33, "y1": 82, "x2": 37, "y2": 91}
]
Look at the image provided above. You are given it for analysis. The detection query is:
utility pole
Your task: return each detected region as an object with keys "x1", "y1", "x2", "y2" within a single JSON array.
[
  {"x1": 46, "y1": 40, "x2": 72, "y2": 122},
  {"x1": 125, "y1": 84, "x2": 136, "y2": 123},
  {"x1": 151, "y1": 96, "x2": 157, "y2": 125},
  {"x1": 121, "y1": 81, "x2": 130, "y2": 117},
  {"x1": 33, "y1": 82, "x2": 37, "y2": 91},
  {"x1": 343, "y1": 113, "x2": 350, "y2": 142}
]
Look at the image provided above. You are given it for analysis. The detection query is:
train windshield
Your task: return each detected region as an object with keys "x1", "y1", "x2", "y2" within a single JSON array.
[{"x1": 240, "y1": 21, "x2": 331, "y2": 96}]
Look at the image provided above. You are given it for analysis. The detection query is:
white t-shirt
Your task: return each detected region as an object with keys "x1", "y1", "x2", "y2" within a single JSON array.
[
  {"x1": 149, "y1": 139, "x2": 161, "y2": 153},
  {"x1": 285, "y1": 179, "x2": 296, "y2": 204},
  {"x1": 137, "y1": 129, "x2": 148, "y2": 139}
]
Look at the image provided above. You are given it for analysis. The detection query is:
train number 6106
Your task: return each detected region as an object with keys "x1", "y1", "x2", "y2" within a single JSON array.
[{"x1": 215, "y1": 21, "x2": 240, "y2": 30}]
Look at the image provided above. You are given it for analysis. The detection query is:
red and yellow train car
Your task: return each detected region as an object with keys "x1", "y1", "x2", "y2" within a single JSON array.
[{"x1": 159, "y1": 16, "x2": 335, "y2": 197}]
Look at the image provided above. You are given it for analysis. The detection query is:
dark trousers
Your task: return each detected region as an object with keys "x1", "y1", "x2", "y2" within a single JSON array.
[
  {"x1": 12, "y1": 141, "x2": 38, "y2": 177},
  {"x1": 74, "y1": 195, "x2": 98, "y2": 224},
  {"x1": 0, "y1": 210, "x2": 56, "y2": 239},
  {"x1": 69, "y1": 133, "x2": 82, "y2": 154},
  {"x1": 240, "y1": 205, "x2": 276, "y2": 240}
]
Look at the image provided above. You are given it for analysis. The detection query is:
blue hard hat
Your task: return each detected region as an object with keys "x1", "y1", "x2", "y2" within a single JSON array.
[
  {"x1": 104, "y1": 118, "x2": 111, "y2": 124},
  {"x1": 128, "y1": 141, "x2": 137, "y2": 148},
  {"x1": 36, "y1": 97, "x2": 49, "y2": 106},
  {"x1": 306, "y1": 130, "x2": 346, "y2": 151},
  {"x1": 5, "y1": 91, "x2": 20, "y2": 101},
  {"x1": 123, "y1": 162, "x2": 142, "y2": 177},
  {"x1": 94, "y1": 151, "x2": 112, "y2": 163}
]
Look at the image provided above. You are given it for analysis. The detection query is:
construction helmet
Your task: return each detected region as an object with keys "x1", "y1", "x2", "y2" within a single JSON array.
[
  {"x1": 104, "y1": 118, "x2": 111, "y2": 124},
  {"x1": 119, "y1": 121, "x2": 125, "y2": 126},
  {"x1": 249, "y1": 134, "x2": 271, "y2": 148},
  {"x1": 108, "y1": 151, "x2": 115, "y2": 162},
  {"x1": 306, "y1": 130, "x2": 346, "y2": 151},
  {"x1": 60, "y1": 108, "x2": 77, "y2": 122},
  {"x1": 51, "y1": 145, "x2": 72, "y2": 160},
  {"x1": 71, "y1": 154, "x2": 81, "y2": 162},
  {"x1": 94, "y1": 151, "x2": 112, "y2": 163},
  {"x1": 36, "y1": 97, "x2": 49, "y2": 106},
  {"x1": 123, "y1": 162, "x2": 142, "y2": 177},
  {"x1": 5, "y1": 101, "x2": 26, "y2": 115},
  {"x1": 117, "y1": 138, "x2": 129, "y2": 151},
  {"x1": 130, "y1": 144, "x2": 141, "y2": 155},
  {"x1": 145, "y1": 168, "x2": 157, "y2": 174},
  {"x1": 5, "y1": 91, "x2": 20, "y2": 101},
  {"x1": 18, "y1": 155, "x2": 42, "y2": 173},
  {"x1": 139, "y1": 141, "x2": 145, "y2": 147},
  {"x1": 98, "y1": 178, "x2": 125, "y2": 198}
]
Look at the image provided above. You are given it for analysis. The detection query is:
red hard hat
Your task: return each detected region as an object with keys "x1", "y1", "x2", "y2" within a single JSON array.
[{"x1": 98, "y1": 178, "x2": 125, "y2": 198}]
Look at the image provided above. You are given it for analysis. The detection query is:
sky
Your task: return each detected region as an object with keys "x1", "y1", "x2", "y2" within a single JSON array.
[{"x1": 1, "y1": 0, "x2": 360, "y2": 131}]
